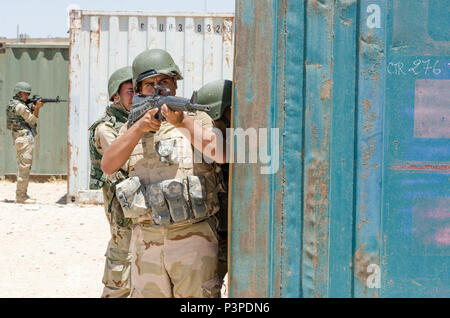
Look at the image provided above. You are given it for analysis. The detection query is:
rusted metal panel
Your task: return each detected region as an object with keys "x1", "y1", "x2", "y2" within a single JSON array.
[
  {"x1": 231, "y1": 0, "x2": 449, "y2": 297},
  {"x1": 68, "y1": 10, "x2": 234, "y2": 201},
  {"x1": 280, "y1": 0, "x2": 305, "y2": 297},
  {"x1": 229, "y1": 0, "x2": 279, "y2": 297},
  {"x1": 327, "y1": 0, "x2": 358, "y2": 298},
  {"x1": 0, "y1": 44, "x2": 69, "y2": 177},
  {"x1": 353, "y1": 0, "x2": 386, "y2": 298},
  {"x1": 302, "y1": 0, "x2": 335, "y2": 298}
]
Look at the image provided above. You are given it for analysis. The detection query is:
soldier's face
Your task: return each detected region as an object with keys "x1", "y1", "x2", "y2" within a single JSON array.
[
  {"x1": 140, "y1": 74, "x2": 177, "y2": 96},
  {"x1": 19, "y1": 92, "x2": 30, "y2": 101},
  {"x1": 118, "y1": 81, "x2": 134, "y2": 111}
]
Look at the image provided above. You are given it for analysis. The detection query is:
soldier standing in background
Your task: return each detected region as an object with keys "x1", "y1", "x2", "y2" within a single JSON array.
[
  {"x1": 197, "y1": 79, "x2": 233, "y2": 288},
  {"x1": 101, "y1": 49, "x2": 226, "y2": 298},
  {"x1": 88, "y1": 67, "x2": 134, "y2": 298},
  {"x1": 6, "y1": 82, "x2": 45, "y2": 204}
]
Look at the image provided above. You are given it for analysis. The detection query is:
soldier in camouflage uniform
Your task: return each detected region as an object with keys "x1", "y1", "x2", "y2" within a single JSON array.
[
  {"x1": 197, "y1": 79, "x2": 233, "y2": 285},
  {"x1": 6, "y1": 82, "x2": 45, "y2": 204},
  {"x1": 88, "y1": 66, "x2": 134, "y2": 298},
  {"x1": 101, "y1": 49, "x2": 226, "y2": 298}
]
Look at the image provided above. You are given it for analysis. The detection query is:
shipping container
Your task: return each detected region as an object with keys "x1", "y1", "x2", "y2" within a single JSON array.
[
  {"x1": 0, "y1": 41, "x2": 69, "y2": 177},
  {"x1": 68, "y1": 10, "x2": 234, "y2": 202},
  {"x1": 229, "y1": 0, "x2": 449, "y2": 297}
]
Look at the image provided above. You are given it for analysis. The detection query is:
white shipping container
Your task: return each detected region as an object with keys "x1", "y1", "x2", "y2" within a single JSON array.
[{"x1": 68, "y1": 10, "x2": 234, "y2": 202}]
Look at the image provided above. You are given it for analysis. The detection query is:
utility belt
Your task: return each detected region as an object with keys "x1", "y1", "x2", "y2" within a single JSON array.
[{"x1": 115, "y1": 175, "x2": 216, "y2": 228}]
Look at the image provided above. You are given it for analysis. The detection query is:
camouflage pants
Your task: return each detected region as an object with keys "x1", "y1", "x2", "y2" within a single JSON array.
[
  {"x1": 12, "y1": 130, "x2": 34, "y2": 200},
  {"x1": 101, "y1": 188, "x2": 132, "y2": 298},
  {"x1": 130, "y1": 218, "x2": 221, "y2": 298}
]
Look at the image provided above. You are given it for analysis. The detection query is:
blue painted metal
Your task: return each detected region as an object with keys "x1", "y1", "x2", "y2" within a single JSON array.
[
  {"x1": 230, "y1": 0, "x2": 449, "y2": 297},
  {"x1": 328, "y1": 0, "x2": 358, "y2": 298},
  {"x1": 281, "y1": 0, "x2": 305, "y2": 297},
  {"x1": 381, "y1": 0, "x2": 450, "y2": 297},
  {"x1": 354, "y1": 0, "x2": 386, "y2": 298},
  {"x1": 229, "y1": 0, "x2": 279, "y2": 297}
]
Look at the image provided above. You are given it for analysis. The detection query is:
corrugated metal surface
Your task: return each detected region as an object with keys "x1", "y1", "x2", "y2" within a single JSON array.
[
  {"x1": 0, "y1": 44, "x2": 69, "y2": 176},
  {"x1": 68, "y1": 10, "x2": 234, "y2": 201},
  {"x1": 230, "y1": 0, "x2": 449, "y2": 297}
]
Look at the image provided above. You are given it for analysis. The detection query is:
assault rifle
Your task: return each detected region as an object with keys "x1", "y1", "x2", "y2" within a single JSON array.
[
  {"x1": 127, "y1": 86, "x2": 210, "y2": 128},
  {"x1": 25, "y1": 95, "x2": 67, "y2": 108}
]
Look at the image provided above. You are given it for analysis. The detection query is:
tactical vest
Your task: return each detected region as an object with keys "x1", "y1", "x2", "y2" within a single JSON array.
[
  {"x1": 6, "y1": 97, "x2": 36, "y2": 132},
  {"x1": 88, "y1": 104, "x2": 129, "y2": 190},
  {"x1": 115, "y1": 114, "x2": 221, "y2": 228}
]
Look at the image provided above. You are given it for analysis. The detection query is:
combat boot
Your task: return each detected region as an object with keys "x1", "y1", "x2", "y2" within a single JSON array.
[
  {"x1": 16, "y1": 195, "x2": 36, "y2": 204},
  {"x1": 24, "y1": 193, "x2": 35, "y2": 200}
]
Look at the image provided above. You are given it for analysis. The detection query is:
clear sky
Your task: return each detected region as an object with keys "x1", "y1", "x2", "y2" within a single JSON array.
[{"x1": 0, "y1": 0, "x2": 235, "y2": 38}]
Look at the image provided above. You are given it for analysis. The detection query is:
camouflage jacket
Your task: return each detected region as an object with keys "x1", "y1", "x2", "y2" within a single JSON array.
[
  {"x1": 6, "y1": 96, "x2": 37, "y2": 135},
  {"x1": 88, "y1": 104, "x2": 129, "y2": 190}
]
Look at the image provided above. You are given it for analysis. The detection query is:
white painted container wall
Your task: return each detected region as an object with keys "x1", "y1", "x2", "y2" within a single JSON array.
[{"x1": 68, "y1": 10, "x2": 234, "y2": 202}]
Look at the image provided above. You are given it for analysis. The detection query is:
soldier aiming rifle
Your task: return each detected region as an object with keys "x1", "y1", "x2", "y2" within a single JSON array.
[{"x1": 5, "y1": 82, "x2": 67, "y2": 203}]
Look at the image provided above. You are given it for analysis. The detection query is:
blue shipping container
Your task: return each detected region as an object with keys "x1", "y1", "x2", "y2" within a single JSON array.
[{"x1": 229, "y1": 0, "x2": 449, "y2": 297}]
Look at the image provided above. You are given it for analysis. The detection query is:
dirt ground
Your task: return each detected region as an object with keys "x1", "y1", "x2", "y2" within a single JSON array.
[
  {"x1": 0, "y1": 180, "x2": 109, "y2": 298},
  {"x1": 0, "y1": 179, "x2": 229, "y2": 298}
]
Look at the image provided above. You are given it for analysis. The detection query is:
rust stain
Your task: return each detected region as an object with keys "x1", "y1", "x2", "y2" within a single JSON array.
[
  {"x1": 320, "y1": 80, "x2": 333, "y2": 101},
  {"x1": 391, "y1": 164, "x2": 450, "y2": 172},
  {"x1": 72, "y1": 165, "x2": 78, "y2": 177},
  {"x1": 304, "y1": 157, "x2": 329, "y2": 292},
  {"x1": 354, "y1": 244, "x2": 380, "y2": 297},
  {"x1": 371, "y1": 72, "x2": 380, "y2": 82},
  {"x1": 171, "y1": 231, "x2": 213, "y2": 243},
  {"x1": 143, "y1": 240, "x2": 163, "y2": 250},
  {"x1": 358, "y1": 217, "x2": 370, "y2": 230},
  {"x1": 361, "y1": 204, "x2": 367, "y2": 215},
  {"x1": 362, "y1": 98, "x2": 371, "y2": 113},
  {"x1": 393, "y1": 140, "x2": 398, "y2": 151},
  {"x1": 89, "y1": 17, "x2": 101, "y2": 64},
  {"x1": 310, "y1": 0, "x2": 328, "y2": 13},
  {"x1": 354, "y1": 245, "x2": 371, "y2": 284},
  {"x1": 305, "y1": 61, "x2": 323, "y2": 70},
  {"x1": 354, "y1": 244, "x2": 370, "y2": 283},
  {"x1": 362, "y1": 138, "x2": 376, "y2": 165},
  {"x1": 223, "y1": 18, "x2": 233, "y2": 47}
]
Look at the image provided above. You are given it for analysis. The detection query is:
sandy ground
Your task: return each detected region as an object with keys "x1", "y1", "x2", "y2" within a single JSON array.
[
  {"x1": 0, "y1": 180, "x2": 109, "y2": 298},
  {"x1": 0, "y1": 179, "x2": 229, "y2": 298}
]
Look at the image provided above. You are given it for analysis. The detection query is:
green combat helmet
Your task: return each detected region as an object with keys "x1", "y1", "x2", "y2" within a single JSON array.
[
  {"x1": 7, "y1": 82, "x2": 34, "y2": 131},
  {"x1": 132, "y1": 49, "x2": 183, "y2": 91},
  {"x1": 197, "y1": 79, "x2": 233, "y2": 120},
  {"x1": 13, "y1": 82, "x2": 32, "y2": 95},
  {"x1": 108, "y1": 66, "x2": 133, "y2": 101}
]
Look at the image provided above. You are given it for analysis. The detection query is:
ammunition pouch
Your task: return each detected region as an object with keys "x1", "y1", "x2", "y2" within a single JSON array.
[
  {"x1": 146, "y1": 182, "x2": 171, "y2": 226},
  {"x1": 155, "y1": 139, "x2": 179, "y2": 165},
  {"x1": 115, "y1": 176, "x2": 148, "y2": 219},
  {"x1": 187, "y1": 176, "x2": 208, "y2": 219},
  {"x1": 115, "y1": 175, "x2": 212, "y2": 227}
]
